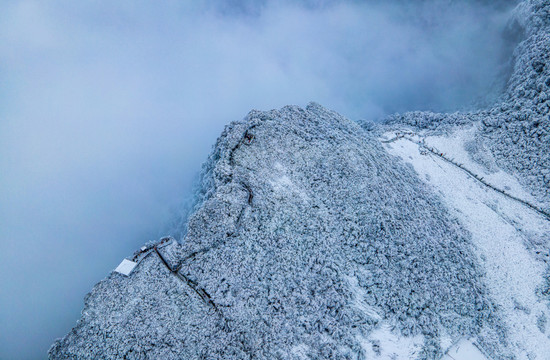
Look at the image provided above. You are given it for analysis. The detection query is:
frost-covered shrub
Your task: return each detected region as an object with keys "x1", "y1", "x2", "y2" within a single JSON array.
[
  {"x1": 464, "y1": 137, "x2": 499, "y2": 174},
  {"x1": 382, "y1": 0, "x2": 550, "y2": 209},
  {"x1": 384, "y1": 110, "x2": 479, "y2": 132},
  {"x1": 178, "y1": 104, "x2": 500, "y2": 357},
  {"x1": 51, "y1": 1, "x2": 550, "y2": 357},
  {"x1": 479, "y1": 3, "x2": 550, "y2": 206},
  {"x1": 50, "y1": 104, "x2": 505, "y2": 359},
  {"x1": 536, "y1": 312, "x2": 547, "y2": 333}
]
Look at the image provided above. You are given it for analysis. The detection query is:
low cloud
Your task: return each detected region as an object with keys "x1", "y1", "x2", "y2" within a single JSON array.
[{"x1": 0, "y1": 0, "x2": 519, "y2": 358}]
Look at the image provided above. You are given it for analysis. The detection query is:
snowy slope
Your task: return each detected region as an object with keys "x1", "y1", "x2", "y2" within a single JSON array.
[
  {"x1": 385, "y1": 0, "x2": 550, "y2": 210},
  {"x1": 382, "y1": 127, "x2": 550, "y2": 359},
  {"x1": 51, "y1": 103, "x2": 506, "y2": 359},
  {"x1": 372, "y1": 2, "x2": 550, "y2": 356}
]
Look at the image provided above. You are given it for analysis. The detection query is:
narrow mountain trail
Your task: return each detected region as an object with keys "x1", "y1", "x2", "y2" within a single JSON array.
[
  {"x1": 381, "y1": 128, "x2": 550, "y2": 360},
  {"x1": 129, "y1": 238, "x2": 234, "y2": 331},
  {"x1": 382, "y1": 132, "x2": 550, "y2": 221},
  {"x1": 154, "y1": 247, "x2": 221, "y2": 315}
]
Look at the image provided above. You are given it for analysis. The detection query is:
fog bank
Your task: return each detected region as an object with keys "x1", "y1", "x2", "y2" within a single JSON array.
[{"x1": 0, "y1": 0, "x2": 519, "y2": 358}]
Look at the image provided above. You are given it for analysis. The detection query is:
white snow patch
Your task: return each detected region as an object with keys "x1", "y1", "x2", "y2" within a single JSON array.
[
  {"x1": 440, "y1": 332, "x2": 454, "y2": 355},
  {"x1": 359, "y1": 323, "x2": 424, "y2": 359},
  {"x1": 114, "y1": 259, "x2": 137, "y2": 276},
  {"x1": 269, "y1": 161, "x2": 310, "y2": 202},
  {"x1": 346, "y1": 275, "x2": 383, "y2": 321},
  {"x1": 383, "y1": 129, "x2": 550, "y2": 359},
  {"x1": 422, "y1": 126, "x2": 541, "y2": 207},
  {"x1": 290, "y1": 343, "x2": 310, "y2": 359},
  {"x1": 271, "y1": 175, "x2": 294, "y2": 189},
  {"x1": 442, "y1": 339, "x2": 488, "y2": 360},
  {"x1": 348, "y1": 274, "x2": 424, "y2": 358},
  {"x1": 347, "y1": 276, "x2": 424, "y2": 359}
]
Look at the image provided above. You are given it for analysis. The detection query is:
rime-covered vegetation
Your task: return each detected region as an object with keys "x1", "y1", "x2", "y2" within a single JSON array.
[
  {"x1": 50, "y1": 1, "x2": 550, "y2": 359},
  {"x1": 383, "y1": 0, "x2": 550, "y2": 209},
  {"x1": 49, "y1": 104, "x2": 508, "y2": 359}
]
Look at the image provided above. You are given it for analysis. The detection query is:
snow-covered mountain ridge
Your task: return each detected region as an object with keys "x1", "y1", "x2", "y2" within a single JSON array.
[{"x1": 50, "y1": 1, "x2": 550, "y2": 359}]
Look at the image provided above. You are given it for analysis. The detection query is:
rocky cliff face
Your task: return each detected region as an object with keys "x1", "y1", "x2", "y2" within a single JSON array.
[{"x1": 50, "y1": 1, "x2": 550, "y2": 359}]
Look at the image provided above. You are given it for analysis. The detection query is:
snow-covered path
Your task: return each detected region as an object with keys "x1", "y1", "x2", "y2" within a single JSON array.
[{"x1": 382, "y1": 127, "x2": 550, "y2": 359}]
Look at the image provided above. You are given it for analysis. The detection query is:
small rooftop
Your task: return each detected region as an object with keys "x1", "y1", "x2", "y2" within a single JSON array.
[{"x1": 114, "y1": 259, "x2": 137, "y2": 276}]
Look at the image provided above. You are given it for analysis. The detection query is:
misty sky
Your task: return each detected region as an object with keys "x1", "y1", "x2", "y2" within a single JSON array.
[{"x1": 0, "y1": 0, "x2": 519, "y2": 358}]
